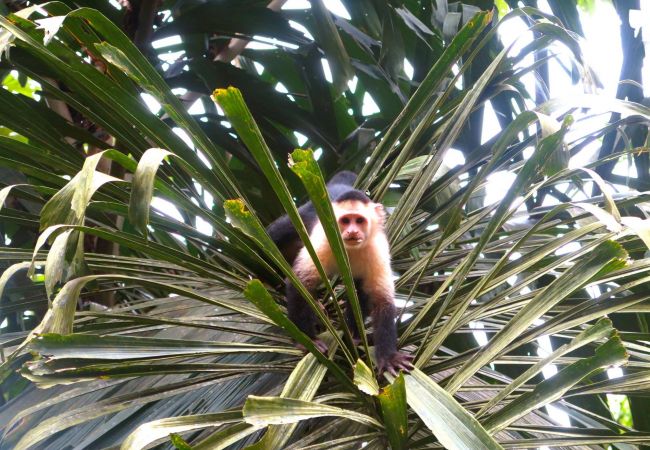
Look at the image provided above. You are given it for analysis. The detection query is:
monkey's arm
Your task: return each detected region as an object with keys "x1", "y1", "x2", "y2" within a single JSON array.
[
  {"x1": 372, "y1": 299, "x2": 397, "y2": 358},
  {"x1": 286, "y1": 247, "x2": 330, "y2": 353},
  {"x1": 345, "y1": 280, "x2": 370, "y2": 341},
  {"x1": 286, "y1": 277, "x2": 318, "y2": 338},
  {"x1": 365, "y1": 258, "x2": 413, "y2": 376},
  {"x1": 371, "y1": 296, "x2": 413, "y2": 375}
]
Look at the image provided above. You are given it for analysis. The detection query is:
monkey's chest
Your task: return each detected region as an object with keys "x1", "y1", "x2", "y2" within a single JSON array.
[{"x1": 346, "y1": 248, "x2": 378, "y2": 279}]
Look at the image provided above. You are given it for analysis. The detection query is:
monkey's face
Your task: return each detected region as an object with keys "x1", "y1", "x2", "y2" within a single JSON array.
[
  {"x1": 338, "y1": 213, "x2": 369, "y2": 248},
  {"x1": 335, "y1": 200, "x2": 376, "y2": 249}
]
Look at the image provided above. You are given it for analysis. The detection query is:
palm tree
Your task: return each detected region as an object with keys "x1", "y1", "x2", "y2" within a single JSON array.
[{"x1": 1, "y1": 1, "x2": 649, "y2": 448}]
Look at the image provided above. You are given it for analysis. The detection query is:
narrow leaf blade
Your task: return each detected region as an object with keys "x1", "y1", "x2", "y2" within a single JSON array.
[{"x1": 401, "y1": 368, "x2": 502, "y2": 450}]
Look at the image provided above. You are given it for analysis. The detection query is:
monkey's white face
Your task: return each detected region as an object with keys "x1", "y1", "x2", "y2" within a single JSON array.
[{"x1": 334, "y1": 200, "x2": 378, "y2": 249}]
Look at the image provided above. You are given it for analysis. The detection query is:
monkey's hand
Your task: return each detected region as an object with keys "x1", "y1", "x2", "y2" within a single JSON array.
[
  {"x1": 377, "y1": 351, "x2": 414, "y2": 377},
  {"x1": 296, "y1": 339, "x2": 329, "y2": 355}
]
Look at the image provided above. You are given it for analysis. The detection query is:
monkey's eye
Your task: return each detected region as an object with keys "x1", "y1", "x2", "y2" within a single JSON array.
[
  {"x1": 356, "y1": 217, "x2": 365, "y2": 224},
  {"x1": 341, "y1": 217, "x2": 351, "y2": 225}
]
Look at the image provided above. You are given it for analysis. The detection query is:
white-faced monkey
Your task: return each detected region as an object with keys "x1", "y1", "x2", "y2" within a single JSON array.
[{"x1": 267, "y1": 171, "x2": 413, "y2": 375}]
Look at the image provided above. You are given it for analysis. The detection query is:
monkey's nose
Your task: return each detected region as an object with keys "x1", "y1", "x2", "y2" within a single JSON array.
[{"x1": 344, "y1": 232, "x2": 362, "y2": 243}]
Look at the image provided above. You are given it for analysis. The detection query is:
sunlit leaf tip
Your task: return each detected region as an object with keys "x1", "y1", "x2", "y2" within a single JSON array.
[
  {"x1": 211, "y1": 87, "x2": 247, "y2": 118},
  {"x1": 288, "y1": 149, "x2": 325, "y2": 189},
  {"x1": 212, "y1": 87, "x2": 228, "y2": 98},
  {"x1": 591, "y1": 240, "x2": 629, "y2": 278},
  {"x1": 288, "y1": 148, "x2": 316, "y2": 167},
  {"x1": 223, "y1": 199, "x2": 250, "y2": 225},
  {"x1": 170, "y1": 433, "x2": 192, "y2": 450},
  {"x1": 561, "y1": 114, "x2": 575, "y2": 127},
  {"x1": 243, "y1": 279, "x2": 269, "y2": 301},
  {"x1": 468, "y1": 10, "x2": 493, "y2": 28},
  {"x1": 211, "y1": 86, "x2": 240, "y2": 101},
  {"x1": 595, "y1": 335, "x2": 628, "y2": 366},
  {"x1": 353, "y1": 359, "x2": 379, "y2": 396},
  {"x1": 128, "y1": 148, "x2": 173, "y2": 236}
]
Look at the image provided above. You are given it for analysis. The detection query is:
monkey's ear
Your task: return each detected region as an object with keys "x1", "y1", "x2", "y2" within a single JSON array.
[{"x1": 374, "y1": 203, "x2": 386, "y2": 221}]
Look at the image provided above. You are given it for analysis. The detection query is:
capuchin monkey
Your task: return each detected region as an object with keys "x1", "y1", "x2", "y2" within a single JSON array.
[{"x1": 267, "y1": 171, "x2": 413, "y2": 375}]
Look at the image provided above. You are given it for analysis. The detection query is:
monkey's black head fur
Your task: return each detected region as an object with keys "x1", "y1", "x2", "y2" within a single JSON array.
[
  {"x1": 335, "y1": 189, "x2": 371, "y2": 203},
  {"x1": 327, "y1": 170, "x2": 357, "y2": 186},
  {"x1": 268, "y1": 171, "x2": 367, "y2": 266}
]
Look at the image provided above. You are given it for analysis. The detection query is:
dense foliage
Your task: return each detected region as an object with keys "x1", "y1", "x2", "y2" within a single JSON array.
[{"x1": 1, "y1": 0, "x2": 649, "y2": 448}]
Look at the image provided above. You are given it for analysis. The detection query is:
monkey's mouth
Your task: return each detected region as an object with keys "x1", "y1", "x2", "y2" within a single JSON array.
[{"x1": 343, "y1": 238, "x2": 363, "y2": 245}]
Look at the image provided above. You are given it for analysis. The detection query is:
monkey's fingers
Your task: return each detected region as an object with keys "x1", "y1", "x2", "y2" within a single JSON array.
[
  {"x1": 388, "y1": 366, "x2": 399, "y2": 377},
  {"x1": 396, "y1": 361, "x2": 413, "y2": 372},
  {"x1": 295, "y1": 340, "x2": 328, "y2": 355},
  {"x1": 377, "y1": 360, "x2": 398, "y2": 377},
  {"x1": 379, "y1": 353, "x2": 414, "y2": 375},
  {"x1": 295, "y1": 342, "x2": 308, "y2": 354},
  {"x1": 399, "y1": 354, "x2": 415, "y2": 371},
  {"x1": 314, "y1": 339, "x2": 329, "y2": 355}
]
